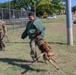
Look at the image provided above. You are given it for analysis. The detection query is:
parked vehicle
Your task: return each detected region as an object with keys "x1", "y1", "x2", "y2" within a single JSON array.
[{"x1": 47, "y1": 16, "x2": 57, "y2": 19}]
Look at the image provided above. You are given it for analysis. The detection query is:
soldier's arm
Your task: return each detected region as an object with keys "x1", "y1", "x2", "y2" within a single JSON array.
[{"x1": 2, "y1": 22, "x2": 7, "y2": 35}]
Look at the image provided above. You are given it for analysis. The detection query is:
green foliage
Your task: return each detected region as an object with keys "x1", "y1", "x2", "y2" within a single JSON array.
[
  {"x1": 0, "y1": 3, "x2": 2, "y2": 7},
  {"x1": 0, "y1": 2, "x2": 9, "y2": 8},
  {"x1": 0, "y1": 0, "x2": 65, "y2": 16},
  {"x1": 51, "y1": 0, "x2": 65, "y2": 14},
  {"x1": 72, "y1": 6, "x2": 76, "y2": 14},
  {"x1": 37, "y1": 0, "x2": 53, "y2": 15}
]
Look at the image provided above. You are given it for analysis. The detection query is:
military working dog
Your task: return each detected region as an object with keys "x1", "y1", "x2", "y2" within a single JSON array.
[{"x1": 33, "y1": 31, "x2": 59, "y2": 70}]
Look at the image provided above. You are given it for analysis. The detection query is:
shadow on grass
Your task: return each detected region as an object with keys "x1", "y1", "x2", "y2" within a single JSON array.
[
  {"x1": 5, "y1": 41, "x2": 67, "y2": 45},
  {"x1": 5, "y1": 41, "x2": 29, "y2": 44},
  {"x1": 48, "y1": 42, "x2": 67, "y2": 45},
  {"x1": 0, "y1": 58, "x2": 46, "y2": 74}
]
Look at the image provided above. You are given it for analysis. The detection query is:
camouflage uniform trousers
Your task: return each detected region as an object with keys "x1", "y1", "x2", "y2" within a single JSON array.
[
  {"x1": 30, "y1": 39, "x2": 38, "y2": 61},
  {"x1": 0, "y1": 31, "x2": 5, "y2": 51}
]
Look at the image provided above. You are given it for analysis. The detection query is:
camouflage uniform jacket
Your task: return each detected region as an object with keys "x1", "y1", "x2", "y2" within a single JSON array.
[{"x1": 0, "y1": 20, "x2": 7, "y2": 34}]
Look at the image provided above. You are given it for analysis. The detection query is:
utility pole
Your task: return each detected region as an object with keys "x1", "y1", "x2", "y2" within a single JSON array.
[
  {"x1": 66, "y1": 0, "x2": 73, "y2": 45},
  {"x1": 34, "y1": 2, "x2": 36, "y2": 18}
]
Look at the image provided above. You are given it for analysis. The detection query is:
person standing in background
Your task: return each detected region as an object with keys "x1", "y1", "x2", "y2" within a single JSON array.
[{"x1": 0, "y1": 20, "x2": 7, "y2": 51}]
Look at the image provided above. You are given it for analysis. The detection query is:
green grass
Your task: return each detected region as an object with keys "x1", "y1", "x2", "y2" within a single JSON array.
[{"x1": 0, "y1": 15, "x2": 76, "y2": 75}]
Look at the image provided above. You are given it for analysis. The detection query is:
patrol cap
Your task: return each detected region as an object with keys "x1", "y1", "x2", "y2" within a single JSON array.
[{"x1": 28, "y1": 12, "x2": 34, "y2": 17}]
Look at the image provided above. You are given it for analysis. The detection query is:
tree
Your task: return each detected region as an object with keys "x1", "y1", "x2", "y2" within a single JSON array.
[
  {"x1": 11, "y1": 0, "x2": 65, "y2": 16},
  {"x1": 51, "y1": 0, "x2": 65, "y2": 14},
  {"x1": 0, "y1": 2, "x2": 10, "y2": 19},
  {"x1": 36, "y1": 0, "x2": 54, "y2": 16},
  {"x1": 11, "y1": 0, "x2": 36, "y2": 10},
  {"x1": 72, "y1": 6, "x2": 76, "y2": 14},
  {"x1": 0, "y1": 2, "x2": 9, "y2": 8}
]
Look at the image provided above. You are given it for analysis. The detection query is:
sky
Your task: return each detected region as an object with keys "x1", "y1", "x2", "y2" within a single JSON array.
[{"x1": 0, "y1": 0, "x2": 76, "y2": 7}]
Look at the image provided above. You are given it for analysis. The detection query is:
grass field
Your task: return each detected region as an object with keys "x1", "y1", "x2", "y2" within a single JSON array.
[{"x1": 0, "y1": 15, "x2": 76, "y2": 75}]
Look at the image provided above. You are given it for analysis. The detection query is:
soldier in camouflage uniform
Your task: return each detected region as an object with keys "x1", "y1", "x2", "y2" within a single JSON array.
[
  {"x1": 21, "y1": 12, "x2": 45, "y2": 61},
  {"x1": 0, "y1": 20, "x2": 7, "y2": 51}
]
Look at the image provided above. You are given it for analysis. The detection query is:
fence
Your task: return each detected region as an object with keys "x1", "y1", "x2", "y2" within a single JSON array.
[{"x1": 0, "y1": 8, "x2": 30, "y2": 30}]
